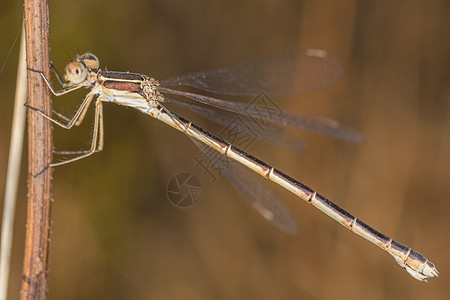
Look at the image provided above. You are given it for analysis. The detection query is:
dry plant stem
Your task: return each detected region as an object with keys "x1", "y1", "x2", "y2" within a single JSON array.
[
  {"x1": 0, "y1": 26, "x2": 27, "y2": 300},
  {"x1": 22, "y1": 0, "x2": 53, "y2": 299}
]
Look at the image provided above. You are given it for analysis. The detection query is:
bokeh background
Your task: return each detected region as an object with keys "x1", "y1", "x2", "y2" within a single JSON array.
[{"x1": 1, "y1": 0, "x2": 449, "y2": 299}]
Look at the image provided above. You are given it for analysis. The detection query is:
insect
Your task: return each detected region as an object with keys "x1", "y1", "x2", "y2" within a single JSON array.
[{"x1": 27, "y1": 50, "x2": 438, "y2": 281}]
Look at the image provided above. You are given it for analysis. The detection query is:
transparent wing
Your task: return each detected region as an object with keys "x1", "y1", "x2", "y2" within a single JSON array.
[
  {"x1": 165, "y1": 97, "x2": 306, "y2": 151},
  {"x1": 193, "y1": 139, "x2": 298, "y2": 235},
  {"x1": 160, "y1": 49, "x2": 343, "y2": 97},
  {"x1": 159, "y1": 89, "x2": 363, "y2": 142},
  {"x1": 159, "y1": 104, "x2": 298, "y2": 235}
]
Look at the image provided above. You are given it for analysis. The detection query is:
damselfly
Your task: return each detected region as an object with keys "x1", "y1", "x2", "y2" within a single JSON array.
[{"x1": 27, "y1": 50, "x2": 438, "y2": 281}]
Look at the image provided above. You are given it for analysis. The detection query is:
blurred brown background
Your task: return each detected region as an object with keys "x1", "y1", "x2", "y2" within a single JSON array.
[{"x1": 0, "y1": 0, "x2": 449, "y2": 299}]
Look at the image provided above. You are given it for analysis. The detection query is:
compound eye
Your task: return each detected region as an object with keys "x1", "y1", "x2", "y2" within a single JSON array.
[
  {"x1": 64, "y1": 61, "x2": 87, "y2": 84},
  {"x1": 78, "y1": 52, "x2": 100, "y2": 70}
]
